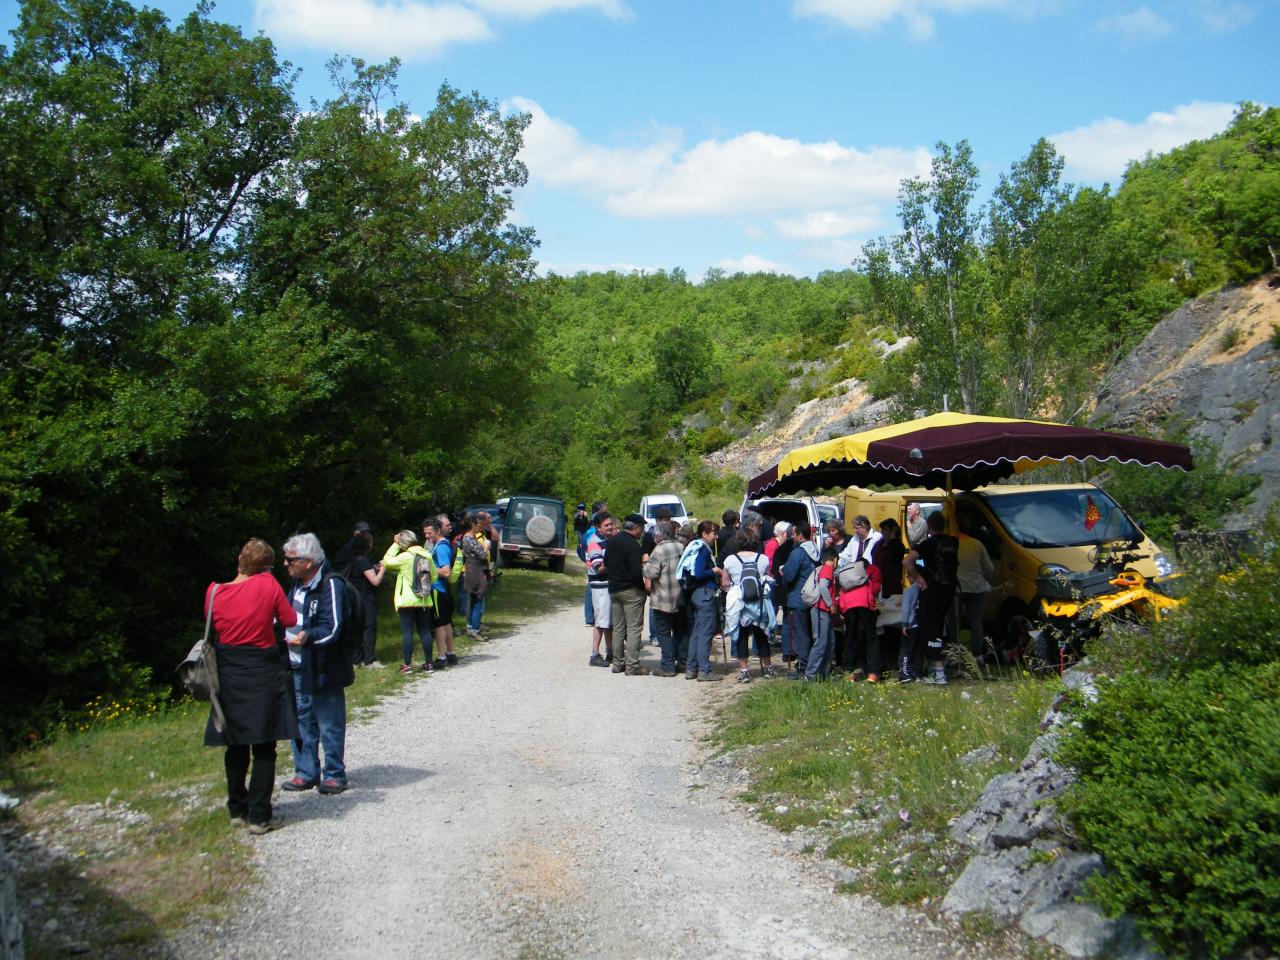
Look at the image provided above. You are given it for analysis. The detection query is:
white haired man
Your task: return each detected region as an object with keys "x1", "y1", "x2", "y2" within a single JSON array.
[{"x1": 280, "y1": 533, "x2": 352, "y2": 795}]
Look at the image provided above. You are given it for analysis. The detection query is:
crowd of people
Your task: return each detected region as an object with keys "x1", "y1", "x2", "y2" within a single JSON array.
[
  {"x1": 201, "y1": 512, "x2": 499, "y2": 835},
  {"x1": 579, "y1": 501, "x2": 994, "y2": 687},
  {"x1": 199, "y1": 500, "x2": 994, "y2": 835}
]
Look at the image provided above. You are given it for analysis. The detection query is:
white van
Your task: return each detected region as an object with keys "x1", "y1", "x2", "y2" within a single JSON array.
[
  {"x1": 638, "y1": 494, "x2": 691, "y2": 530},
  {"x1": 738, "y1": 496, "x2": 837, "y2": 539}
]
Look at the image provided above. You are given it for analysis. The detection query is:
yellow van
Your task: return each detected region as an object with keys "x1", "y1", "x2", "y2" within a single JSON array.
[{"x1": 844, "y1": 483, "x2": 1178, "y2": 654}]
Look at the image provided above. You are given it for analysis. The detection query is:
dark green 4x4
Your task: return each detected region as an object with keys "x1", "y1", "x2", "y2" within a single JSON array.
[{"x1": 498, "y1": 495, "x2": 568, "y2": 572}]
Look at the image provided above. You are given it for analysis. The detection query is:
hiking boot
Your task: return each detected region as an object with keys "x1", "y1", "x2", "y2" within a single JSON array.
[
  {"x1": 280, "y1": 776, "x2": 316, "y2": 792},
  {"x1": 786, "y1": 670, "x2": 801, "y2": 680},
  {"x1": 229, "y1": 815, "x2": 248, "y2": 828},
  {"x1": 398, "y1": 663, "x2": 414, "y2": 676},
  {"x1": 685, "y1": 671, "x2": 698, "y2": 680},
  {"x1": 922, "y1": 673, "x2": 949, "y2": 686},
  {"x1": 445, "y1": 653, "x2": 459, "y2": 666},
  {"x1": 418, "y1": 661, "x2": 434, "y2": 674},
  {"x1": 654, "y1": 669, "x2": 678, "y2": 677},
  {"x1": 625, "y1": 666, "x2": 650, "y2": 677},
  {"x1": 588, "y1": 653, "x2": 606, "y2": 667},
  {"x1": 432, "y1": 657, "x2": 448, "y2": 670},
  {"x1": 674, "y1": 660, "x2": 686, "y2": 674},
  {"x1": 611, "y1": 663, "x2": 626, "y2": 673},
  {"x1": 248, "y1": 816, "x2": 284, "y2": 836},
  {"x1": 317, "y1": 779, "x2": 347, "y2": 795},
  {"x1": 761, "y1": 665, "x2": 778, "y2": 679},
  {"x1": 736, "y1": 670, "x2": 752, "y2": 684},
  {"x1": 696, "y1": 672, "x2": 722, "y2": 682},
  {"x1": 866, "y1": 673, "x2": 880, "y2": 684}
]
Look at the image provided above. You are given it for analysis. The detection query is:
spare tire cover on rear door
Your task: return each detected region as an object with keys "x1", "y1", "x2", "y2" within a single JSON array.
[{"x1": 525, "y1": 514, "x2": 556, "y2": 546}]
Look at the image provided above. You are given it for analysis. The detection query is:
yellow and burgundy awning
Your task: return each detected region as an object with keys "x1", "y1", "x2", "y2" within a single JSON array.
[{"x1": 746, "y1": 412, "x2": 1194, "y2": 497}]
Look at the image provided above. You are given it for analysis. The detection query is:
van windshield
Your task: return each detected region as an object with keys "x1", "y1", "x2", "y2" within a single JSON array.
[
  {"x1": 980, "y1": 488, "x2": 1139, "y2": 547},
  {"x1": 645, "y1": 500, "x2": 684, "y2": 518}
]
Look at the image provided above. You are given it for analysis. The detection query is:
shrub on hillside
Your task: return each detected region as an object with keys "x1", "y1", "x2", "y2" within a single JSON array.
[{"x1": 1057, "y1": 663, "x2": 1280, "y2": 960}]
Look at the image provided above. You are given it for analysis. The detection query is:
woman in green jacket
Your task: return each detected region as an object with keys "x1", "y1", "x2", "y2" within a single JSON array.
[{"x1": 382, "y1": 530, "x2": 436, "y2": 675}]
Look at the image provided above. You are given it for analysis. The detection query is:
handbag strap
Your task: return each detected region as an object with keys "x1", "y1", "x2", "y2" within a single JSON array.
[{"x1": 204, "y1": 582, "x2": 219, "y2": 642}]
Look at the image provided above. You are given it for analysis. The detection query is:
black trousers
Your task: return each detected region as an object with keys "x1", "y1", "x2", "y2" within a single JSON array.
[
  {"x1": 225, "y1": 741, "x2": 277, "y2": 825},
  {"x1": 846, "y1": 607, "x2": 881, "y2": 674}
]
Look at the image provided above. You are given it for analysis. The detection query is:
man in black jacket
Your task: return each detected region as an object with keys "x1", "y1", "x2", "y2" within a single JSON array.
[{"x1": 607, "y1": 514, "x2": 649, "y2": 676}]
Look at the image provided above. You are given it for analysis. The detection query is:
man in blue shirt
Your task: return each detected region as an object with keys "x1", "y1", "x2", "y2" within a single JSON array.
[{"x1": 426, "y1": 516, "x2": 459, "y2": 669}]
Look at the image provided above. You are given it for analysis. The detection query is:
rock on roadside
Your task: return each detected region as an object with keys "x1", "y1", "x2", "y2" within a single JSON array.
[{"x1": 941, "y1": 670, "x2": 1159, "y2": 960}]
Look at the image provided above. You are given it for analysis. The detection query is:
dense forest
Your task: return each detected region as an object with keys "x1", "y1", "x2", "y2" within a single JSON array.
[{"x1": 1, "y1": 0, "x2": 1277, "y2": 744}]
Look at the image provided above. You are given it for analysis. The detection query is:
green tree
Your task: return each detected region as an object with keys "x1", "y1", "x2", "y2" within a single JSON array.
[{"x1": 863, "y1": 141, "x2": 991, "y2": 414}]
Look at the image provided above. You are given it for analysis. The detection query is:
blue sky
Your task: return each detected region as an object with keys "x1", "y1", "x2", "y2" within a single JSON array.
[{"x1": 3, "y1": 0, "x2": 1274, "y2": 279}]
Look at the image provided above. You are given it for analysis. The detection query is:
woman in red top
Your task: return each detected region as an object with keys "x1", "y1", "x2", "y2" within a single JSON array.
[
  {"x1": 203, "y1": 538, "x2": 299, "y2": 835},
  {"x1": 836, "y1": 540, "x2": 884, "y2": 681}
]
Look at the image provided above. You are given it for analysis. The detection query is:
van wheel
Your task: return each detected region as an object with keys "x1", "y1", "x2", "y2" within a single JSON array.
[
  {"x1": 997, "y1": 601, "x2": 1036, "y2": 665},
  {"x1": 549, "y1": 556, "x2": 565, "y2": 574}
]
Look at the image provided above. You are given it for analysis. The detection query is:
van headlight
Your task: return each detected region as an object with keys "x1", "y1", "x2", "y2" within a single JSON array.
[
  {"x1": 1154, "y1": 552, "x2": 1175, "y2": 577},
  {"x1": 1038, "y1": 563, "x2": 1070, "y2": 577}
]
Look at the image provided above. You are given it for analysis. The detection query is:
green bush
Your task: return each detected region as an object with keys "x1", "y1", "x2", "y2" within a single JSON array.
[
  {"x1": 697, "y1": 424, "x2": 735, "y2": 454},
  {"x1": 1058, "y1": 664, "x2": 1280, "y2": 960}
]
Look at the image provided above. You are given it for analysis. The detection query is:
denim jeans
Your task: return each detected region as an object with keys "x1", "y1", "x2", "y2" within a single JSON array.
[
  {"x1": 688, "y1": 585, "x2": 718, "y2": 675},
  {"x1": 787, "y1": 606, "x2": 813, "y2": 672},
  {"x1": 398, "y1": 607, "x2": 433, "y2": 665},
  {"x1": 583, "y1": 583, "x2": 595, "y2": 626},
  {"x1": 467, "y1": 592, "x2": 486, "y2": 632},
  {"x1": 651, "y1": 608, "x2": 678, "y2": 671},
  {"x1": 456, "y1": 582, "x2": 470, "y2": 623},
  {"x1": 806, "y1": 610, "x2": 833, "y2": 679},
  {"x1": 291, "y1": 671, "x2": 346, "y2": 784}
]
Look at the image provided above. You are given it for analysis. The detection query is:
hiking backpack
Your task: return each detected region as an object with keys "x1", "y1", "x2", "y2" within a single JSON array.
[
  {"x1": 411, "y1": 551, "x2": 436, "y2": 598},
  {"x1": 738, "y1": 552, "x2": 763, "y2": 603},
  {"x1": 836, "y1": 558, "x2": 869, "y2": 590},
  {"x1": 322, "y1": 571, "x2": 366, "y2": 668},
  {"x1": 800, "y1": 568, "x2": 823, "y2": 608}
]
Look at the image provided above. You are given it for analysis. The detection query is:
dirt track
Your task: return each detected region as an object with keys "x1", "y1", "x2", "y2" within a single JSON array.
[{"x1": 174, "y1": 601, "x2": 971, "y2": 960}]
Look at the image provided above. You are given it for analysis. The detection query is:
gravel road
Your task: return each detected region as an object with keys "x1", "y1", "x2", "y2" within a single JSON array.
[{"x1": 175, "y1": 601, "x2": 973, "y2": 960}]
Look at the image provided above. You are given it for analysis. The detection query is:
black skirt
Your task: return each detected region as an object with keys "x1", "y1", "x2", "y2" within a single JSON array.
[{"x1": 204, "y1": 642, "x2": 299, "y2": 747}]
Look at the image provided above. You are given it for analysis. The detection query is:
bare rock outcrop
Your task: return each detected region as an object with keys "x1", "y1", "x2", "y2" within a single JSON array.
[
  {"x1": 1092, "y1": 273, "x2": 1280, "y2": 523},
  {"x1": 942, "y1": 671, "x2": 1157, "y2": 959}
]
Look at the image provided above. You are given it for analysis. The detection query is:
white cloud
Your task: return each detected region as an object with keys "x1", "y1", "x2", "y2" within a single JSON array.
[
  {"x1": 1095, "y1": 6, "x2": 1174, "y2": 42},
  {"x1": 793, "y1": 0, "x2": 1021, "y2": 39},
  {"x1": 510, "y1": 98, "x2": 930, "y2": 223},
  {"x1": 469, "y1": 0, "x2": 630, "y2": 19},
  {"x1": 774, "y1": 210, "x2": 881, "y2": 240},
  {"x1": 254, "y1": 0, "x2": 628, "y2": 58},
  {"x1": 256, "y1": 0, "x2": 491, "y2": 57},
  {"x1": 1050, "y1": 101, "x2": 1236, "y2": 182},
  {"x1": 713, "y1": 254, "x2": 794, "y2": 276}
]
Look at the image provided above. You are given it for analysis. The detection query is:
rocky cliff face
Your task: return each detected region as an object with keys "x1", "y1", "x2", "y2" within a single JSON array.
[
  {"x1": 706, "y1": 276, "x2": 1279, "y2": 524},
  {"x1": 1092, "y1": 272, "x2": 1280, "y2": 523}
]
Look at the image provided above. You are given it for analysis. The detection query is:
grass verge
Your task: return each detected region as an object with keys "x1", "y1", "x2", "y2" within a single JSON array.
[
  {"x1": 0, "y1": 561, "x2": 580, "y2": 958},
  {"x1": 714, "y1": 669, "x2": 1055, "y2": 906}
]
